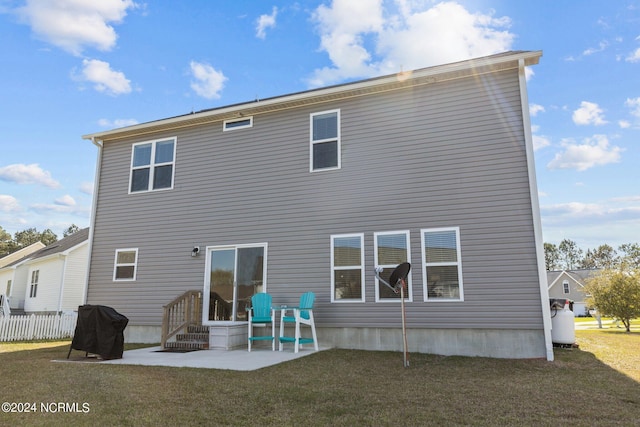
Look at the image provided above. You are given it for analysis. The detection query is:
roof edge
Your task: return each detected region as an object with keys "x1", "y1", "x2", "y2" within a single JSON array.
[{"x1": 83, "y1": 50, "x2": 542, "y2": 142}]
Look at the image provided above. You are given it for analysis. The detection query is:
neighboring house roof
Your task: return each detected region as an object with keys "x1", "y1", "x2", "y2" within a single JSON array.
[
  {"x1": 26, "y1": 228, "x2": 90, "y2": 263},
  {"x1": 547, "y1": 269, "x2": 600, "y2": 290},
  {"x1": 0, "y1": 242, "x2": 46, "y2": 268}
]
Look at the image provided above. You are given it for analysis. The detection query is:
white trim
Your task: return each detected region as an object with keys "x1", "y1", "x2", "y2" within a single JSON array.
[
  {"x1": 330, "y1": 233, "x2": 365, "y2": 303},
  {"x1": 128, "y1": 137, "x2": 177, "y2": 194},
  {"x1": 202, "y1": 242, "x2": 268, "y2": 325},
  {"x1": 373, "y1": 230, "x2": 412, "y2": 302},
  {"x1": 310, "y1": 109, "x2": 341, "y2": 172},
  {"x1": 113, "y1": 248, "x2": 138, "y2": 281},
  {"x1": 421, "y1": 227, "x2": 464, "y2": 302},
  {"x1": 519, "y1": 58, "x2": 554, "y2": 361},
  {"x1": 223, "y1": 116, "x2": 253, "y2": 131}
]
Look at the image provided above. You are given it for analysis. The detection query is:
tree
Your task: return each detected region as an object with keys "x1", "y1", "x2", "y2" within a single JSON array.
[
  {"x1": 0, "y1": 226, "x2": 14, "y2": 257},
  {"x1": 581, "y1": 244, "x2": 618, "y2": 269},
  {"x1": 63, "y1": 224, "x2": 80, "y2": 237},
  {"x1": 619, "y1": 243, "x2": 640, "y2": 269},
  {"x1": 584, "y1": 268, "x2": 640, "y2": 332},
  {"x1": 558, "y1": 239, "x2": 583, "y2": 270},
  {"x1": 13, "y1": 227, "x2": 58, "y2": 249},
  {"x1": 544, "y1": 242, "x2": 560, "y2": 270}
]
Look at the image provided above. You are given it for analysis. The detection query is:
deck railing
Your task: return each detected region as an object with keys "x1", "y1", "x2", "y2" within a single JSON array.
[{"x1": 161, "y1": 290, "x2": 203, "y2": 349}]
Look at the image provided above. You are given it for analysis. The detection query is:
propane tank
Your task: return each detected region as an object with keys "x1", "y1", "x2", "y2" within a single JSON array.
[{"x1": 550, "y1": 299, "x2": 575, "y2": 345}]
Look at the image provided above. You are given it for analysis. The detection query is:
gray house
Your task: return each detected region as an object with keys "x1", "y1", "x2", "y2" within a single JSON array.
[
  {"x1": 82, "y1": 50, "x2": 553, "y2": 360},
  {"x1": 547, "y1": 269, "x2": 599, "y2": 316}
]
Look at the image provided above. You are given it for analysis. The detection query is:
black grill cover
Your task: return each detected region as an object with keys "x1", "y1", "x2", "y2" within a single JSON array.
[{"x1": 70, "y1": 305, "x2": 129, "y2": 360}]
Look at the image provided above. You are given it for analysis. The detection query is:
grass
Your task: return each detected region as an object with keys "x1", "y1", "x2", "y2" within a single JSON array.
[{"x1": 1, "y1": 330, "x2": 639, "y2": 426}]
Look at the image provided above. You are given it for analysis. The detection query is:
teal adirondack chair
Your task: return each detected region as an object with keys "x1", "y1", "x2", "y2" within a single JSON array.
[
  {"x1": 279, "y1": 291, "x2": 318, "y2": 353},
  {"x1": 247, "y1": 293, "x2": 275, "y2": 351}
]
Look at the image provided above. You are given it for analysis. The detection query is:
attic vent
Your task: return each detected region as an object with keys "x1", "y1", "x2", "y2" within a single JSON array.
[{"x1": 223, "y1": 116, "x2": 253, "y2": 131}]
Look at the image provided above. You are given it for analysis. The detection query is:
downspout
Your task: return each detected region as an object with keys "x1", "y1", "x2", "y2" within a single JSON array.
[
  {"x1": 57, "y1": 253, "x2": 67, "y2": 313},
  {"x1": 518, "y1": 58, "x2": 554, "y2": 361},
  {"x1": 82, "y1": 137, "x2": 103, "y2": 307}
]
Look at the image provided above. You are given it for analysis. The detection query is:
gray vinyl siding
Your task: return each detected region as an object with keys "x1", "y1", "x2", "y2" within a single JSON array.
[{"x1": 87, "y1": 67, "x2": 543, "y2": 331}]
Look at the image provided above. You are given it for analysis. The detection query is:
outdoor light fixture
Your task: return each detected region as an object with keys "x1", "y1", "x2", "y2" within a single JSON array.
[{"x1": 191, "y1": 246, "x2": 200, "y2": 257}]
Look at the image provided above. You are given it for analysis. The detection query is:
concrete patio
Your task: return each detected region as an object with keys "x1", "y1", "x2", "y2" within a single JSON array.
[{"x1": 59, "y1": 345, "x2": 327, "y2": 371}]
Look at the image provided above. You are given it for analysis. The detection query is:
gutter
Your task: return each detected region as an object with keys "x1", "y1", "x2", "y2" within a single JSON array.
[{"x1": 81, "y1": 137, "x2": 103, "y2": 306}]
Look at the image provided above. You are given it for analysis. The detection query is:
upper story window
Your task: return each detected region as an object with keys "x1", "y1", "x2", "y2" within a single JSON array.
[
  {"x1": 331, "y1": 233, "x2": 364, "y2": 302},
  {"x1": 114, "y1": 248, "x2": 138, "y2": 281},
  {"x1": 129, "y1": 138, "x2": 176, "y2": 193},
  {"x1": 374, "y1": 231, "x2": 412, "y2": 302},
  {"x1": 422, "y1": 227, "x2": 464, "y2": 301},
  {"x1": 223, "y1": 116, "x2": 253, "y2": 131},
  {"x1": 563, "y1": 280, "x2": 570, "y2": 294},
  {"x1": 310, "y1": 109, "x2": 340, "y2": 172}
]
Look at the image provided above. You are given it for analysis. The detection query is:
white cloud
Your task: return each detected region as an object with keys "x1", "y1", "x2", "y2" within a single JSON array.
[
  {"x1": 532, "y1": 134, "x2": 551, "y2": 151},
  {"x1": 547, "y1": 135, "x2": 622, "y2": 171},
  {"x1": 98, "y1": 118, "x2": 139, "y2": 128},
  {"x1": 625, "y1": 97, "x2": 640, "y2": 118},
  {"x1": 256, "y1": 6, "x2": 277, "y2": 39},
  {"x1": 79, "y1": 59, "x2": 132, "y2": 95},
  {"x1": 308, "y1": 0, "x2": 514, "y2": 87},
  {"x1": 626, "y1": 47, "x2": 640, "y2": 63},
  {"x1": 79, "y1": 182, "x2": 94, "y2": 195},
  {"x1": 55, "y1": 195, "x2": 76, "y2": 207},
  {"x1": 529, "y1": 104, "x2": 545, "y2": 116},
  {"x1": 619, "y1": 120, "x2": 631, "y2": 129},
  {"x1": 15, "y1": 0, "x2": 136, "y2": 56},
  {"x1": 189, "y1": 61, "x2": 227, "y2": 99},
  {"x1": 0, "y1": 195, "x2": 20, "y2": 212},
  {"x1": 0, "y1": 163, "x2": 60, "y2": 188},
  {"x1": 572, "y1": 101, "x2": 607, "y2": 126},
  {"x1": 583, "y1": 40, "x2": 608, "y2": 56}
]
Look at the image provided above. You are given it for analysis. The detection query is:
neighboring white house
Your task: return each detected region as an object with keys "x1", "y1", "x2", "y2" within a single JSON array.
[
  {"x1": 0, "y1": 228, "x2": 89, "y2": 314},
  {"x1": 0, "y1": 242, "x2": 45, "y2": 268},
  {"x1": 547, "y1": 269, "x2": 599, "y2": 317}
]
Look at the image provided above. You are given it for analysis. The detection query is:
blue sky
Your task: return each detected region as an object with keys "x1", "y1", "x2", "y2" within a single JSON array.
[{"x1": 0, "y1": 0, "x2": 638, "y2": 251}]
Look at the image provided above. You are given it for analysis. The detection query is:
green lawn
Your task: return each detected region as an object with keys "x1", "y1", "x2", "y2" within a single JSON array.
[{"x1": 1, "y1": 330, "x2": 639, "y2": 426}]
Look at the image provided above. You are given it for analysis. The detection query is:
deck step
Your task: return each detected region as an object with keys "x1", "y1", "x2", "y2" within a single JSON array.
[{"x1": 164, "y1": 340, "x2": 209, "y2": 350}]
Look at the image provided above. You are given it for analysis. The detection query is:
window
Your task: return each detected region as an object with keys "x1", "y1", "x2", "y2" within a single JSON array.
[
  {"x1": 29, "y1": 270, "x2": 39, "y2": 298},
  {"x1": 331, "y1": 233, "x2": 364, "y2": 302},
  {"x1": 310, "y1": 109, "x2": 340, "y2": 171},
  {"x1": 223, "y1": 116, "x2": 253, "y2": 131},
  {"x1": 114, "y1": 249, "x2": 138, "y2": 281},
  {"x1": 6, "y1": 279, "x2": 11, "y2": 296},
  {"x1": 421, "y1": 227, "x2": 463, "y2": 301},
  {"x1": 563, "y1": 280, "x2": 570, "y2": 294},
  {"x1": 129, "y1": 138, "x2": 176, "y2": 193},
  {"x1": 374, "y1": 231, "x2": 412, "y2": 301}
]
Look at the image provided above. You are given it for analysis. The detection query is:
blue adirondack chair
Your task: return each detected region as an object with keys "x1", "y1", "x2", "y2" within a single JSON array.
[
  {"x1": 279, "y1": 291, "x2": 318, "y2": 353},
  {"x1": 247, "y1": 293, "x2": 275, "y2": 351}
]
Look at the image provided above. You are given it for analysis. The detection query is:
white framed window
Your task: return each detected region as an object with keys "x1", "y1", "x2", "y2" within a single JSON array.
[
  {"x1": 6, "y1": 279, "x2": 11, "y2": 296},
  {"x1": 129, "y1": 137, "x2": 176, "y2": 193},
  {"x1": 114, "y1": 248, "x2": 139, "y2": 281},
  {"x1": 223, "y1": 116, "x2": 253, "y2": 131},
  {"x1": 29, "y1": 270, "x2": 39, "y2": 298},
  {"x1": 374, "y1": 231, "x2": 412, "y2": 302},
  {"x1": 331, "y1": 233, "x2": 364, "y2": 302},
  {"x1": 310, "y1": 109, "x2": 340, "y2": 172},
  {"x1": 563, "y1": 280, "x2": 570, "y2": 294},
  {"x1": 421, "y1": 227, "x2": 463, "y2": 301}
]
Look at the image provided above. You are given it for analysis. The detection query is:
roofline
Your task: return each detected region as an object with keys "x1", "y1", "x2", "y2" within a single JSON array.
[{"x1": 83, "y1": 50, "x2": 541, "y2": 143}]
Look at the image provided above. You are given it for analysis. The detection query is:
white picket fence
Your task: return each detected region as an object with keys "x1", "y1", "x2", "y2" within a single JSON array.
[{"x1": 0, "y1": 313, "x2": 77, "y2": 341}]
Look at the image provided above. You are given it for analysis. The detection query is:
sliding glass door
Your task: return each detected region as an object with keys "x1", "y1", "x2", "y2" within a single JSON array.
[{"x1": 204, "y1": 243, "x2": 267, "y2": 322}]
